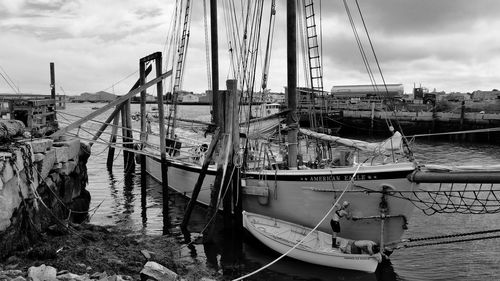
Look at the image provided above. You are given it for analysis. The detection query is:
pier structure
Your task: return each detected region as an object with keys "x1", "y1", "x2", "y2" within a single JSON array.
[{"x1": 0, "y1": 131, "x2": 90, "y2": 258}]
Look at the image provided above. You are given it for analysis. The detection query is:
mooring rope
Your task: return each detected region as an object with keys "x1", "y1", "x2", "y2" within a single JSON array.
[{"x1": 232, "y1": 164, "x2": 362, "y2": 281}]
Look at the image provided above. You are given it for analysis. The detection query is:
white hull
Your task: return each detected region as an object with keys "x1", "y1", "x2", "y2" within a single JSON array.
[
  {"x1": 145, "y1": 155, "x2": 417, "y2": 244},
  {"x1": 243, "y1": 211, "x2": 380, "y2": 273}
]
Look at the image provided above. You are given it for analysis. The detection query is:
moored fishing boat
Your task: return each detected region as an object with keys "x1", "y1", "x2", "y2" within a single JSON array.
[{"x1": 242, "y1": 211, "x2": 382, "y2": 272}]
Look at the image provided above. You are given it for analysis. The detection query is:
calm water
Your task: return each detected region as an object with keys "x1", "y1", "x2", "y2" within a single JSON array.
[{"x1": 59, "y1": 103, "x2": 500, "y2": 281}]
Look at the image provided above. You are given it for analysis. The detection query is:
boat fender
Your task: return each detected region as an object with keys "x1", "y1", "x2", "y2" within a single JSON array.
[{"x1": 258, "y1": 181, "x2": 269, "y2": 206}]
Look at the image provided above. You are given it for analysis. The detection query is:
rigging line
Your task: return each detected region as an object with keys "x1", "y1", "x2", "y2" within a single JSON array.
[
  {"x1": 0, "y1": 64, "x2": 20, "y2": 93},
  {"x1": 0, "y1": 71, "x2": 19, "y2": 94},
  {"x1": 342, "y1": 0, "x2": 377, "y2": 90},
  {"x1": 232, "y1": 164, "x2": 363, "y2": 281},
  {"x1": 354, "y1": 0, "x2": 389, "y2": 97},
  {"x1": 353, "y1": 0, "x2": 400, "y2": 134}
]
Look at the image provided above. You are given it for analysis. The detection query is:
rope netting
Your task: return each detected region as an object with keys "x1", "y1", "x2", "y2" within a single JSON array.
[{"x1": 396, "y1": 183, "x2": 500, "y2": 215}]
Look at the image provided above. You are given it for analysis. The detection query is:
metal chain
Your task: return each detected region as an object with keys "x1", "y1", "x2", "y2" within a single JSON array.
[
  {"x1": 399, "y1": 234, "x2": 500, "y2": 249},
  {"x1": 20, "y1": 143, "x2": 34, "y2": 186},
  {"x1": 403, "y1": 228, "x2": 500, "y2": 243}
]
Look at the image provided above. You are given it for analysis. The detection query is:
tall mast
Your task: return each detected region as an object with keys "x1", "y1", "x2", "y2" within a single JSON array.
[
  {"x1": 287, "y1": 0, "x2": 298, "y2": 169},
  {"x1": 210, "y1": 0, "x2": 221, "y2": 126}
]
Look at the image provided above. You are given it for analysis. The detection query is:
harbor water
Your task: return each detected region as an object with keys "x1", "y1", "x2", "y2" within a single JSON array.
[{"x1": 59, "y1": 103, "x2": 500, "y2": 281}]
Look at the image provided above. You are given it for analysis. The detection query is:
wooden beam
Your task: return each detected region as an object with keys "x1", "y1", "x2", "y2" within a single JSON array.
[
  {"x1": 180, "y1": 127, "x2": 220, "y2": 231},
  {"x1": 50, "y1": 69, "x2": 172, "y2": 139},
  {"x1": 90, "y1": 65, "x2": 152, "y2": 147}
]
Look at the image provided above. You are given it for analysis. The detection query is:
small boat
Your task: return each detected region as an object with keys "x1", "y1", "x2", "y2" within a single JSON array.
[{"x1": 243, "y1": 211, "x2": 381, "y2": 273}]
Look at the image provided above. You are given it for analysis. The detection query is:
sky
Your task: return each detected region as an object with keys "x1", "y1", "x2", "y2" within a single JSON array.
[{"x1": 1, "y1": 0, "x2": 500, "y2": 96}]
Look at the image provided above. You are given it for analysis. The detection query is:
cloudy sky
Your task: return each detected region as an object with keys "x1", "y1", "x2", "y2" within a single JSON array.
[{"x1": 1, "y1": 0, "x2": 499, "y2": 96}]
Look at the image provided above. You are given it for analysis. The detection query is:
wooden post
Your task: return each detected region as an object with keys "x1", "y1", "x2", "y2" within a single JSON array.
[
  {"x1": 152, "y1": 54, "x2": 169, "y2": 235},
  {"x1": 181, "y1": 127, "x2": 220, "y2": 231},
  {"x1": 50, "y1": 62, "x2": 55, "y2": 100},
  {"x1": 139, "y1": 60, "x2": 148, "y2": 206},
  {"x1": 204, "y1": 91, "x2": 226, "y2": 242},
  {"x1": 121, "y1": 100, "x2": 135, "y2": 173},
  {"x1": 227, "y1": 79, "x2": 243, "y2": 259},
  {"x1": 287, "y1": 0, "x2": 298, "y2": 169},
  {"x1": 107, "y1": 113, "x2": 120, "y2": 170},
  {"x1": 50, "y1": 62, "x2": 57, "y2": 123},
  {"x1": 460, "y1": 100, "x2": 466, "y2": 141}
]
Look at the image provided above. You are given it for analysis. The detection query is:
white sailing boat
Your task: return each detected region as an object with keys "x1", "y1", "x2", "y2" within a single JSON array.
[{"x1": 144, "y1": 0, "x2": 419, "y2": 248}]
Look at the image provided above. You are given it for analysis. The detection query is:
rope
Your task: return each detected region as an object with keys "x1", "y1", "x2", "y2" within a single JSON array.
[{"x1": 232, "y1": 164, "x2": 362, "y2": 281}]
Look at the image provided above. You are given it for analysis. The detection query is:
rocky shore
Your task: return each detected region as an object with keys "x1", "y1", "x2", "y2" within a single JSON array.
[{"x1": 0, "y1": 224, "x2": 220, "y2": 281}]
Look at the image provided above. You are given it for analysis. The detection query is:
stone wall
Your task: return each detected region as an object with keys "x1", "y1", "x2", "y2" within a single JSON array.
[{"x1": 0, "y1": 137, "x2": 90, "y2": 258}]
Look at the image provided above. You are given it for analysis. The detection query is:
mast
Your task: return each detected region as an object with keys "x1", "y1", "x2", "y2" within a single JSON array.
[
  {"x1": 287, "y1": 0, "x2": 298, "y2": 169},
  {"x1": 210, "y1": 0, "x2": 221, "y2": 126}
]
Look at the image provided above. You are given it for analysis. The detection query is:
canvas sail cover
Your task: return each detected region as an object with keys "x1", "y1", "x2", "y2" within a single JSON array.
[
  {"x1": 241, "y1": 113, "x2": 286, "y2": 140},
  {"x1": 299, "y1": 128, "x2": 404, "y2": 155}
]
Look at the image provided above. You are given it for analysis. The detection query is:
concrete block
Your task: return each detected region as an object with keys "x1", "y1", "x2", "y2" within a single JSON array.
[
  {"x1": 53, "y1": 138, "x2": 80, "y2": 160},
  {"x1": 60, "y1": 160, "x2": 77, "y2": 176},
  {"x1": 39, "y1": 149, "x2": 56, "y2": 180},
  {"x1": 54, "y1": 146, "x2": 69, "y2": 163},
  {"x1": 52, "y1": 162, "x2": 62, "y2": 170},
  {"x1": 29, "y1": 139, "x2": 53, "y2": 153},
  {"x1": 34, "y1": 153, "x2": 45, "y2": 162},
  {"x1": 2, "y1": 163, "x2": 14, "y2": 183},
  {"x1": 0, "y1": 152, "x2": 13, "y2": 160}
]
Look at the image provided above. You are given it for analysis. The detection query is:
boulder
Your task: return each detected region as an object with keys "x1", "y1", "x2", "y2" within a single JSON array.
[
  {"x1": 140, "y1": 261, "x2": 177, "y2": 281},
  {"x1": 27, "y1": 264, "x2": 57, "y2": 281}
]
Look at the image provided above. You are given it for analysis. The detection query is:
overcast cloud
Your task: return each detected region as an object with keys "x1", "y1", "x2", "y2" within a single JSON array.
[{"x1": 1, "y1": 0, "x2": 499, "y2": 96}]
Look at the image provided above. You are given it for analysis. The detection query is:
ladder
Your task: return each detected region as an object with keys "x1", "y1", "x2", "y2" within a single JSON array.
[
  {"x1": 170, "y1": 0, "x2": 192, "y2": 138},
  {"x1": 302, "y1": 0, "x2": 324, "y2": 129}
]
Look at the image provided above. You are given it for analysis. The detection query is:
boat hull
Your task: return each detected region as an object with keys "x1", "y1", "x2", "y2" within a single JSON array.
[
  {"x1": 145, "y1": 155, "x2": 417, "y2": 244},
  {"x1": 243, "y1": 211, "x2": 380, "y2": 272}
]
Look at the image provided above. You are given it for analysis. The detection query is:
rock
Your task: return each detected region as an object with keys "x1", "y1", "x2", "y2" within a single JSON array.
[
  {"x1": 1, "y1": 269, "x2": 23, "y2": 277},
  {"x1": 200, "y1": 278, "x2": 217, "y2": 281},
  {"x1": 56, "y1": 272, "x2": 90, "y2": 281},
  {"x1": 103, "y1": 275, "x2": 128, "y2": 281},
  {"x1": 12, "y1": 276, "x2": 27, "y2": 281},
  {"x1": 27, "y1": 264, "x2": 57, "y2": 281},
  {"x1": 5, "y1": 263, "x2": 19, "y2": 270},
  {"x1": 107, "y1": 259, "x2": 124, "y2": 267},
  {"x1": 6, "y1": 255, "x2": 20, "y2": 265},
  {"x1": 140, "y1": 261, "x2": 177, "y2": 281},
  {"x1": 89, "y1": 272, "x2": 107, "y2": 280},
  {"x1": 140, "y1": 250, "x2": 152, "y2": 260}
]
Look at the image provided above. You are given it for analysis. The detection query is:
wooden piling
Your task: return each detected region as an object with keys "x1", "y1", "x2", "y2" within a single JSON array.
[
  {"x1": 205, "y1": 91, "x2": 227, "y2": 242},
  {"x1": 107, "y1": 113, "x2": 120, "y2": 170},
  {"x1": 151, "y1": 53, "x2": 169, "y2": 235},
  {"x1": 50, "y1": 63, "x2": 56, "y2": 100}
]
